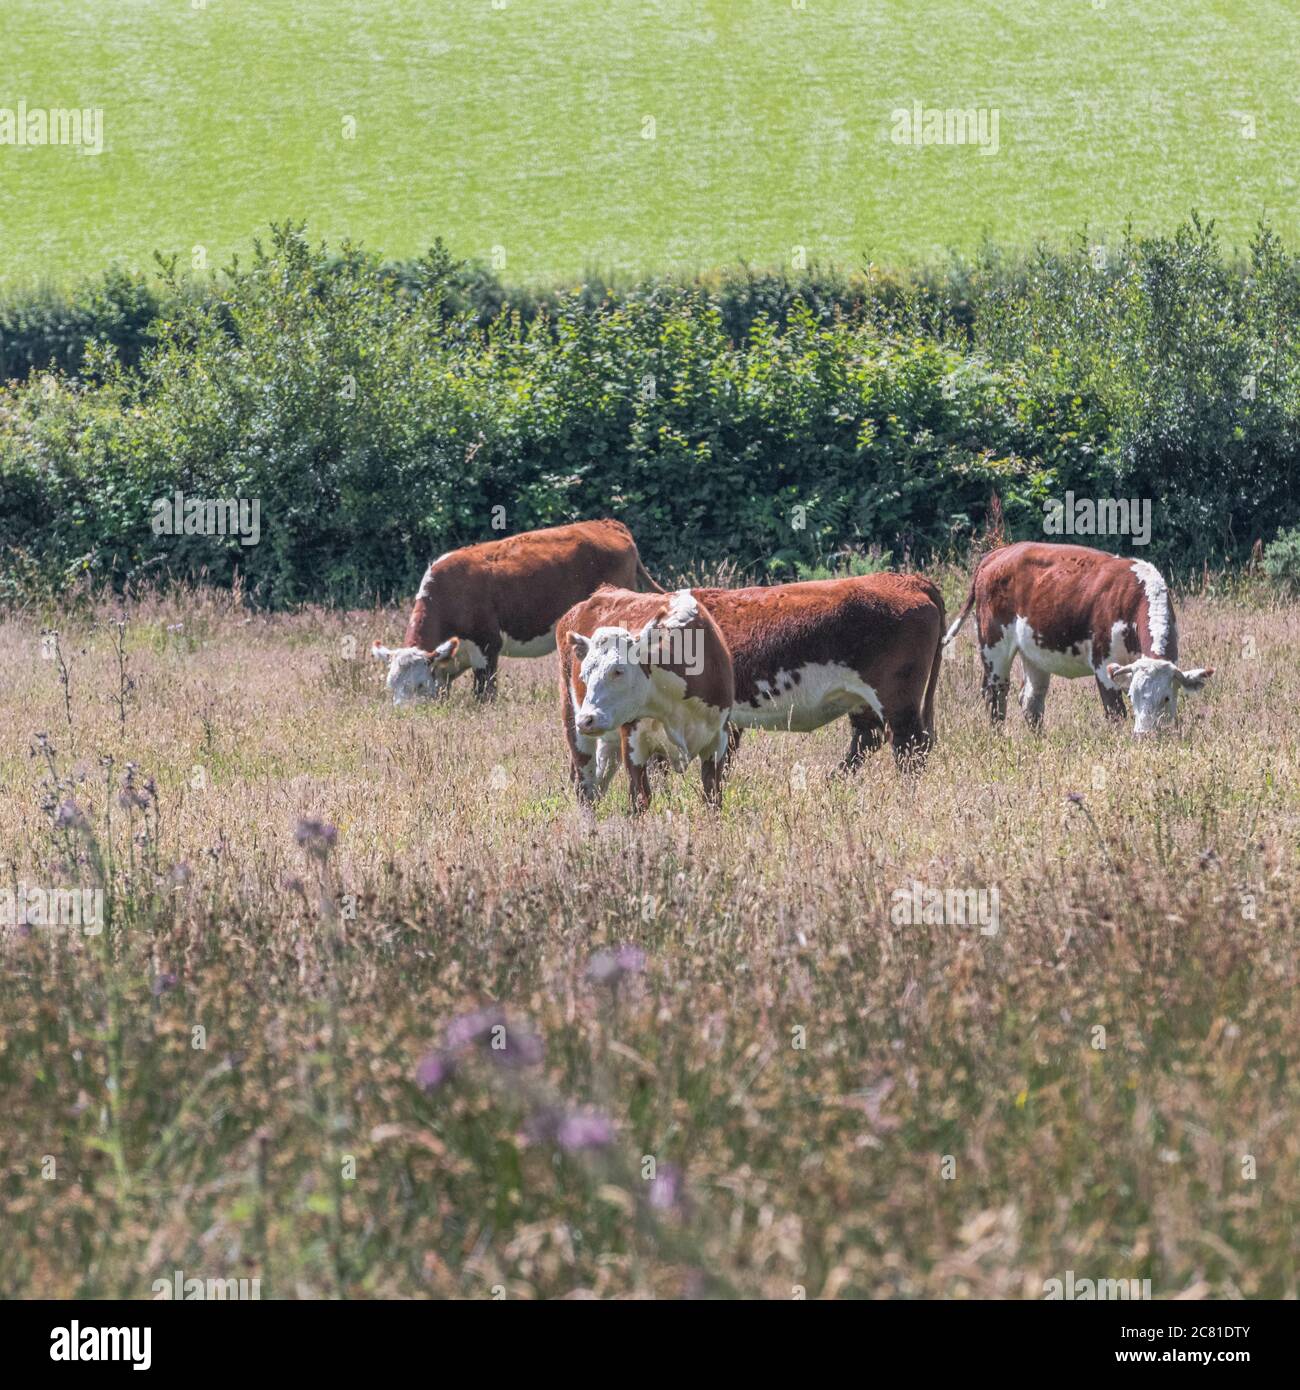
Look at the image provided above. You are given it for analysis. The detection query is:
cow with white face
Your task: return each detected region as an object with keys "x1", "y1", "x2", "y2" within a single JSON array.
[
  {"x1": 558, "y1": 586, "x2": 734, "y2": 811},
  {"x1": 373, "y1": 520, "x2": 662, "y2": 703},
  {"x1": 1105, "y1": 658, "x2": 1214, "y2": 735},
  {"x1": 370, "y1": 638, "x2": 467, "y2": 704},
  {"x1": 944, "y1": 542, "x2": 1213, "y2": 736}
]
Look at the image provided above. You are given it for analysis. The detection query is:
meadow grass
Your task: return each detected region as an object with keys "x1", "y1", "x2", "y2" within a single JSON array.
[
  {"x1": 3, "y1": 1, "x2": 1299, "y2": 287},
  {"x1": 0, "y1": 574, "x2": 1297, "y2": 1298}
]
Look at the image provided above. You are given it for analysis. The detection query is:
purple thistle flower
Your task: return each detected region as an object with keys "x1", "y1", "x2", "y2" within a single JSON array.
[
  {"x1": 444, "y1": 1006, "x2": 542, "y2": 1068},
  {"x1": 151, "y1": 972, "x2": 179, "y2": 996},
  {"x1": 586, "y1": 944, "x2": 647, "y2": 987},
  {"x1": 443, "y1": 1005, "x2": 505, "y2": 1050},
  {"x1": 54, "y1": 800, "x2": 89, "y2": 832},
  {"x1": 294, "y1": 817, "x2": 338, "y2": 858},
  {"x1": 647, "y1": 1163, "x2": 686, "y2": 1215},
  {"x1": 415, "y1": 1051, "x2": 456, "y2": 1092},
  {"x1": 554, "y1": 1109, "x2": 615, "y2": 1153}
]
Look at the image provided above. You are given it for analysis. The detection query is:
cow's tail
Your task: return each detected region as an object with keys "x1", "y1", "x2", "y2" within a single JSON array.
[
  {"x1": 942, "y1": 577, "x2": 978, "y2": 650},
  {"x1": 922, "y1": 590, "x2": 946, "y2": 739},
  {"x1": 635, "y1": 555, "x2": 665, "y2": 593}
]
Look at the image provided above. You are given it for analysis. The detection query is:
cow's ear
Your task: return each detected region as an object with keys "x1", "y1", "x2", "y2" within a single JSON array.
[
  {"x1": 431, "y1": 636, "x2": 460, "y2": 665},
  {"x1": 1177, "y1": 666, "x2": 1214, "y2": 691},
  {"x1": 371, "y1": 643, "x2": 392, "y2": 662},
  {"x1": 637, "y1": 618, "x2": 666, "y2": 662},
  {"x1": 568, "y1": 632, "x2": 591, "y2": 660},
  {"x1": 1106, "y1": 662, "x2": 1136, "y2": 691}
]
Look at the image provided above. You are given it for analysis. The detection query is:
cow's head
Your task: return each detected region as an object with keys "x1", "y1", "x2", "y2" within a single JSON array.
[
  {"x1": 372, "y1": 639, "x2": 469, "y2": 703},
  {"x1": 569, "y1": 622, "x2": 667, "y2": 736},
  {"x1": 1106, "y1": 658, "x2": 1214, "y2": 735}
]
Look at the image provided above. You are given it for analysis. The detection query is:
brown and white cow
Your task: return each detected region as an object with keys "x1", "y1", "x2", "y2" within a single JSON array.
[
  {"x1": 943, "y1": 541, "x2": 1213, "y2": 734},
  {"x1": 372, "y1": 520, "x2": 661, "y2": 702},
  {"x1": 558, "y1": 586, "x2": 734, "y2": 812},
  {"x1": 695, "y1": 573, "x2": 946, "y2": 772}
]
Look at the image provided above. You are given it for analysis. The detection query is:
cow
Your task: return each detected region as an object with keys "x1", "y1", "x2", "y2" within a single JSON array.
[
  {"x1": 372, "y1": 520, "x2": 662, "y2": 703},
  {"x1": 695, "y1": 573, "x2": 945, "y2": 774},
  {"x1": 558, "y1": 586, "x2": 734, "y2": 812},
  {"x1": 942, "y1": 541, "x2": 1213, "y2": 735}
]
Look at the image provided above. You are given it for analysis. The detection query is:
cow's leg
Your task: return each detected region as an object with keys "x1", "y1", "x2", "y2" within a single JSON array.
[
  {"x1": 979, "y1": 623, "x2": 1013, "y2": 724},
  {"x1": 1095, "y1": 674, "x2": 1127, "y2": 722},
  {"x1": 840, "y1": 709, "x2": 886, "y2": 773},
  {"x1": 720, "y1": 723, "x2": 743, "y2": 774},
  {"x1": 472, "y1": 643, "x2": 501, "y2": 702},
  {"x1": 888, "y1": 707, "x2": 931, "y2": 773},
  {"x1": 568, "y1": 730, "x2": 602, "y2": 804},
  {"x1": 621, "y1": 725, "x2": 653, "y2": 814},
  {"x1": 1019, "y1": 659, "x2": 1051, "y2": 731},
  {"x1": 562, "y1": 677, "x2": 607, "y2": 807},
  {"x1": 699, "y1": 728, "x2": 730, "y2": 807},
  {"x1": 593, "y1": 739, "x2": 619, "y2": 797}
]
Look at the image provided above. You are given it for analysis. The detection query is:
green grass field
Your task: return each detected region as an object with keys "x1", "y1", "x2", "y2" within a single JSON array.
[{"x1": 2, "y1": 1, "x2": 1298, "y2": 287}]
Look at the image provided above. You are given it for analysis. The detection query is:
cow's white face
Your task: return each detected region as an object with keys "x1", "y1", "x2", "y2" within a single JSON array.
[
  {"x1": 1107, "y1": 658, "x2": 1213, "y2": 735},
  {"x1": 570, "y1": 625, "x2": 657, "y2": 736},
  {"x1": 372, "y1": 639, "x2": 467, "y2": 703}
]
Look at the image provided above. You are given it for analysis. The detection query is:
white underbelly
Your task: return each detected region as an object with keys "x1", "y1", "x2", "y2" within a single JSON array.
[
  {"x1": 1012, "y1": 617, "x2": 1095, "y2": 678},
  {"x1": 731, "y1": 662, "x2": 882, "y2": 732},
  {"x1": 501, "y1": 627, "x2": 556, "y2": 659}
]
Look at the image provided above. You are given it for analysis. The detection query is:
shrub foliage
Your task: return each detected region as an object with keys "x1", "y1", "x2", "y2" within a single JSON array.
[{"x1": 2, "y1": 219, "x2": 1298, "y2": 604}]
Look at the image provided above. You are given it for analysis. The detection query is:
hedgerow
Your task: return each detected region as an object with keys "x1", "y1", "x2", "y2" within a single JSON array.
[{"x1": 2, "y1": 218, "x2": 1297, "y2": 605}]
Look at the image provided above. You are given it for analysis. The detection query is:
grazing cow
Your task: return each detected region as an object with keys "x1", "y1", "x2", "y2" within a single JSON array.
[
  {"x1": 558, "y1": 587, "x2": 734, "y2": 812},
  {"x1": 943, "y1": 541, "x2": 1213, "y2": 734},
  {"x1": 695, "y1": 574, "x2": 945, "y2": 773},
  {"x1": 372, "y1": 520, "x2": 661, "y2": 703}
]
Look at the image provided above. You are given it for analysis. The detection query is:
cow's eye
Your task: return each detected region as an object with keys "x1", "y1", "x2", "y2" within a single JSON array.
[{"x1": 610, "y1": 669, "x2": 623, "y2": 679}]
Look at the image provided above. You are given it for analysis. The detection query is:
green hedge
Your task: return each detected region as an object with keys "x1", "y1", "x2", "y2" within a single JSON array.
[{"x1": 2, "y1": 219, "x2": 1298, "y2": 605}]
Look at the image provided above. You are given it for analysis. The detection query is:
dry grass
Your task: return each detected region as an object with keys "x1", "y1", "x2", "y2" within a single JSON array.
[{"x1": 1, "y1": 575, "x2": 1297, "y2": 1299}]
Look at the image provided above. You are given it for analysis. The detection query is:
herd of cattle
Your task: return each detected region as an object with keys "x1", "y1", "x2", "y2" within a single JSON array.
[{"x1": 371, "y1": 519, "x2": 1214, "y2": 811}]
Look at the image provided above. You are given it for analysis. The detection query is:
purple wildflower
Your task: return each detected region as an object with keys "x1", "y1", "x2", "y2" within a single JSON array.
[
  {"x1": 151, "y1": 972, "x2": 179, "y2": 996},
  {"x1": 54, "y1": 800, "x2": 89, "y2": 832},
  {"x1": 443, "y1": 1005, "x2": 505, "y2": 1050},
  {"x1": 586, "y1": 945, "x2": 647, "y2": 987},
  {"x1": 526, "y1": 1104, "x2": 611, "y2": 1150},
  {"x1": 415, "y1": 1051, "x2": 456, "y2": 1092},
  {"x1": 294, "y1": 817, "x2": 338, "y2": 858},
  {"x1": 444, "y1": 1006, "x2": 542, "y2": 1068},
  {"x1": 647, "y1": 1163, "x2": 686, "y2": 1215},
  {"x1": 555, "y1": 1109, "x2": 615, "y2": 1153}
]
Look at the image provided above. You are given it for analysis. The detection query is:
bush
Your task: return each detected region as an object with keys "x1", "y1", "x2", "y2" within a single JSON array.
[
  {"x1": 1262, "y1": 525, "x2": 1300, "y2": 597},
  {"x1": 0, "y1": 269, "x2": 164, "y2": 383},
  {"x1": 2, "y1": 218, "x2": 1299, "y2": 606}
]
